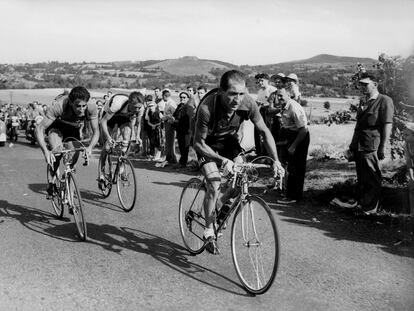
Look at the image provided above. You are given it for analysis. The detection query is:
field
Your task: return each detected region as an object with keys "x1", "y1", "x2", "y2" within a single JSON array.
[{"x1": 0, "y1": 88, "x2": 107, "y2": 106}]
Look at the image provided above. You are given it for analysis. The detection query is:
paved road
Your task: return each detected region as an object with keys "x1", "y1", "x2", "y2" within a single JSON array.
[{"x1": 0, "y1": 139, "x2": 413, "y2": 310}]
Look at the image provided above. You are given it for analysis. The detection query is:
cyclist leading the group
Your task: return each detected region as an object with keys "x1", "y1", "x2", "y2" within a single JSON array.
[
  {"x1": 98, "y1": 91, "x2": 145, "y2": 188},
  {"x1": 193, "y1": 70, "x2": 285, "y2": 254},
  {"x1": 35, "y1": 86, "x2": 100, "y2": 197}
]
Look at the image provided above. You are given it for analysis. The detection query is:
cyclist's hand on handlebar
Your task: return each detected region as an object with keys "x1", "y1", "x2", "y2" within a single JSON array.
[
  {"x1": 45, "y1": 150, "x2": 55, "y2": 166},
  {"x1": 221, "y1": 159, "x2": 234, "y2": 176},
  {"x1": 273, "y1": 160, "x2": 285, "y2": 178},
  {"x1": 85, "y1": 146, "x2": 92, "y2": 157}
]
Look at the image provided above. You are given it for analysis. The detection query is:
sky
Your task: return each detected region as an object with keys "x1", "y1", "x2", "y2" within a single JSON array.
[{"x1": 0, "y1": 0, "x2": 413, "y2": 65}]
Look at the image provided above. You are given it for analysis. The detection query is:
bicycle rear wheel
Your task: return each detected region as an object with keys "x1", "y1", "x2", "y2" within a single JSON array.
[
  {"x1": 47, "y1": 165, "x2": 64, "y2": 219},
  {"x1": 178, "y1": 178, "x2": 206, "y2": 255},
  {"x1": 98, "y1": 154, "x2": 113, "y2": 198},
  {"x1": 67, "y1": 173, "x2": 87, "y2": 241},
  {"x1": 231, "y1": 195, "x2": 279, "y2": 295},
  {"x1": 116, "y1": 158, "x2": 137, "y2": 212}
]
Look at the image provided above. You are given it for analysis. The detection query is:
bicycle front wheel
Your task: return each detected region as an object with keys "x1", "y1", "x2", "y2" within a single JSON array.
[
  {"x1": 67, "y1": 174, "x2": 87, "y2": 241},
  {"x1": 178, "y1": 178, "x2": 206, "y2": 255},
  {"x1": 98, "y1": 154, "x2": 113, "y2": 198},
  {"x1": 231, "y1": 195, "x2": 279, "y2": 295},
  {"x1": 116, "y1": 158, "x2": 137, "y2": 212},
  {"x1": 47, "y1": 165, "x2": 64, "y2": 219}
]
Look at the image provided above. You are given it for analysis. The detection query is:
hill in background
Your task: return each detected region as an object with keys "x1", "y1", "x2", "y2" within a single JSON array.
[{"x1": 144, "y1": 56, "x2": 232, "y2": 77}]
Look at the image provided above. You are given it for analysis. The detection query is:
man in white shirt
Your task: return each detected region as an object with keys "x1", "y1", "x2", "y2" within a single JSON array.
[{"x1": 277, "y1": 88, "x2": 309, "y2": 204}]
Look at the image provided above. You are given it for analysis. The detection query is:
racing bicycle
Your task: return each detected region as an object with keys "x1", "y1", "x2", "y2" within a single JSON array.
[
  {"x1": 178, "y1": 155, "x2": 282, "y2": 295},
  {"x1": 98, "y1": 140, "x2": 137, "y2": 212},
  {"x1": 46, "y1": 138, "x2": 89, "y2": 241}
]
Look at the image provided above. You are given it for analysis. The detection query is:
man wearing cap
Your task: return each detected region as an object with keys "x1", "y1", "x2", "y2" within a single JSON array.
[
  {"x1": 276, "y1": 88, "x2": 310, "y2": 204},
  {"x1": 343, "y1": 73, "x2": 394, "y2": 214},
  {"x1": 286, "y1": 73, "x2": 301, "y2": 102},
  {"x1": 254, "y1": 73, "x2": 277, "y2": 155}
]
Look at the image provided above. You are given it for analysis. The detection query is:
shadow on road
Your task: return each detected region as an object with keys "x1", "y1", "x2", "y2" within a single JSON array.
[
  {"x1": 82, "y1": 225, "x2": 250, "y2": 296},
  {"x1": 0, "y1": 199, "x2": 82, "y2": 242},
  {"x1": 0, "y1": 199, "x2": 249, "y2": 295},
  {"x1": 130, "y1": 158, "x2": 199, "y2": 177},
  {"x1": 263, "y1": 189, "x2": 414, "y2": 259}
]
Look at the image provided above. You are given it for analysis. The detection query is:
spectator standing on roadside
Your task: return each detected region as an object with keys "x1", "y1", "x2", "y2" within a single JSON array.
[
  {"x1": 276, "y1": 88, "x2": 309, "y2": 204},
  {"x1": 144, "y1": 95, "x2": 163, "y2": 161},
  {"x1": 286, "y1": 73, "x2": 301, "y2": 102},
  {"x1": 254, "y1": 73, "x2": 277, "y2": 156},
  {"x1": 161, "y1": 89, "x2": 178, "y2": 164},
  {"x1": 173, "y1": 91, "x2": 193, "y2": 168},
  {"x1": 196, "y1": 85, "x2": 207, "y2": 106},
  {"x1": 153, "y1": 87, "x2": 164, "y2": 111},
  {"x1": 268, "y1": 73, "x2": 286, "y2": 145},
  {"x1": 335, "y1": 73, "x2": 394, "y2": 214}
]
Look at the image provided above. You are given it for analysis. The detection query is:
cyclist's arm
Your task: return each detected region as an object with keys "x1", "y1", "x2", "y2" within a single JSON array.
[
  {"x1": 88, "y1": 117, "x2": 100, "y2": 150},
  {"x1": 35, "y1": 117, "x2": 54, "y2": 156},
  {"x1": 100, "y1": 113, "x2": 113, "y2": 142},
  {"x1": 129, "y1": 117, "x2": 137, "y2": 140}
]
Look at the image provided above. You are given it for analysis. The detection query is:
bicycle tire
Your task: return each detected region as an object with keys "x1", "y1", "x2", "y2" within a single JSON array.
[
  {"x1": 98, "y1": 154, "x2": 113, "y2": 198},
  {"x1": 116, "y1": 158, "x2": 137, "y2": 212},
  {"x1": 67, "y1": 173, "x2": 87, "y2": 241},
  {"x1": 47, "y1": 165, "x2": 64, "y2": 219},
  {"x1": 178, "y1": 178, "x2": 206, "y2": 255},
  {"x1": 231, "y1": 195, "x2": 279, "y2": 295}
]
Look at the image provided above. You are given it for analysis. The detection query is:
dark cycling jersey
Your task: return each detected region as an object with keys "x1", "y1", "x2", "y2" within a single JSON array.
[{"x1": 195, "y1": 89, "x2": 261, "y2": 161}]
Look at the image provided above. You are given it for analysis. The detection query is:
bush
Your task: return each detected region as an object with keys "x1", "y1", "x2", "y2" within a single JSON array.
[
  {"x1": 324, "y1": 110, "x2": 352, "y2": 126},
  {"x1": 323, "y1": 101, "x2": 331, "y2": 110}
]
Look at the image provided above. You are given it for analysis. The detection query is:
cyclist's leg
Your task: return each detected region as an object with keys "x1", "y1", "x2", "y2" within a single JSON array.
[
  {"x1": 118, "y1": 124, "x2": 132, "y2": 178},
  {"x1": 119, "y1": 123, "x2": 132, "y2": 153},
  {"x1": 218, "y1": 155, "x2": 243, "y2": 204},
  {"x1": 48, "y1": 128, "x2": 64, "y2": 178},
  {"x1": 99, "y1": 125, "x2": 115, "y2": 179},
  {"x1": 200, "y1": 161, "x2": 221, "y2": 237}
]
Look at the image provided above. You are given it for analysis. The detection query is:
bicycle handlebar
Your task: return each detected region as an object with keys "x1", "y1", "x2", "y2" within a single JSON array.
[{"x1": 52, "y1": 147, "x2": 89, "y2": 167}]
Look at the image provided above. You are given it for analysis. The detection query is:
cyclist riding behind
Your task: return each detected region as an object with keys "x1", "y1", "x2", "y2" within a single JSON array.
[
  {"x1": 193, "y1": 70, "x2": 285, "y2": 254},
  {"x1": 98, "y1": 91, "x2": 145, "y2": 188},
  {"x1": 35, "y1": 86, "x2": 100, "y2": 198}
]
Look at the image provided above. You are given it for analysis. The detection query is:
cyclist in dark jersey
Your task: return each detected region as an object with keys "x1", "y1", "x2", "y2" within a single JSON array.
[
  {"x1": 193, "y1": 70, "x2": 284, "y2": 254},
  {"x1": 98, "y1": 91, "x2": 145, "y2": 186},
  {"x1": 36, "y1": 86, "x2": 100, "y2": 197}
]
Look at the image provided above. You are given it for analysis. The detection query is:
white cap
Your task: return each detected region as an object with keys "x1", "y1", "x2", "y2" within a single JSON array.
[{"x1": 286, "y1": 73, "x2": 298, "y2": 82}]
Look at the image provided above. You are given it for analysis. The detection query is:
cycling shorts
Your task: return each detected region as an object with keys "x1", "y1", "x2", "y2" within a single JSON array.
[
  {"x1": 197, "y1": 135, "x2": 242, "y2": 169},
  {"x1": 46, "y1": 119, "x2": 81, "y2": 141}
]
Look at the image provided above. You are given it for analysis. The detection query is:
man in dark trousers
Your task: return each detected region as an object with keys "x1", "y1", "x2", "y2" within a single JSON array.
[
  {"x1": 276, "y1": 88, "x2": 310, "y2": 204},
  {"x1": 341, "y1": 73, "x2": 394, "y2": 214}
]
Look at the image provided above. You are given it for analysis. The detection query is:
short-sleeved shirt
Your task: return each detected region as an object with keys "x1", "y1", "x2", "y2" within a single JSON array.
[
  {"x1": 280, "y1": 99, "x2": 307, "y2": 131},
  {"x1": 195, "y1": 89, "x2": 261, "y2": 154},
  {"x1": 351, "y1": 93, "x2": 394, "y2": 152},
  {"x1": 46, "y1": 96, "x2": 98, "y2": 125}
]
